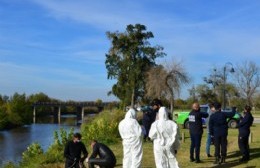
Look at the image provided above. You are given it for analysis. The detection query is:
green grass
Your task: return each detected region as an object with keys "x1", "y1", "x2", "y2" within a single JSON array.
[
  {"x1": 109, "y1": 124, "x2": 260, "y2": 168},
  {"x1": 25, "y1": 124, "x2": 260, "y2": 168}
]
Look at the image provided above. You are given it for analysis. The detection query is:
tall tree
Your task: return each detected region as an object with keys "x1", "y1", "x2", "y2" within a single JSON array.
[
  {"x1": 105, "y1": 24, "x2": 165, "y2": 107},
  {"x1": 235, "y1": 61, "x2": 260, "y2": 106}
]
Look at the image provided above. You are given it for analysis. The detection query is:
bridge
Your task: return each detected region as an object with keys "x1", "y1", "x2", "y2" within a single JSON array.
[{"x1": 32, "y1": 101, "x2": 117, "y2": 124}]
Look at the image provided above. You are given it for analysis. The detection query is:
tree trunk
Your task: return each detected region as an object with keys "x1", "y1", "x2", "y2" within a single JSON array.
[
  {"x1": 131, "y1": 88, "x2": 135, "y2": 108},
  {"x1": 170, "y1": 94, "x2": 174, "y2": 120}
]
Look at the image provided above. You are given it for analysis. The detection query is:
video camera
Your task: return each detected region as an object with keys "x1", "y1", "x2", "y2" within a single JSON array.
[{"x1": 137, "y1": 105, "x2": 153, "y2": 113}]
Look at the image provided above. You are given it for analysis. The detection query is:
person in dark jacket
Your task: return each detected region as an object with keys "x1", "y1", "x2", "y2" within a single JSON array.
[
  {"x1": 189, "y1": 102, "x2": 209, "y2": 163},
  {"x1": 88, "y1": 140, "x2": 116, "y2": 168},
  {"x1": 151, "y1": 98, "x2": 163, "y2": 121},
  {"x1": 237, "y1": 105, "x2": 254, "y2": 162},
  {"x1": 209, "y1": 102, "x2": 235, "y2": 164},
  {"x1": 64, "y1": 133, "x2": 88, "y2": 168},
  {"x1": 141, "y1": 106, "x2": 154, "y2": 141}
]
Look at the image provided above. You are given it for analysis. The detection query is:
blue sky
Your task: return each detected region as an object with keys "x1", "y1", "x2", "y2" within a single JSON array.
[{"x1": 0, "y1": 0, "x2": 260, "y2": 101}]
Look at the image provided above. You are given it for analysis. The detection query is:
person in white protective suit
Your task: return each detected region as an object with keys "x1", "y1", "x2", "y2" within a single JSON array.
[
  {"x1": 149, "y1": 107, "x2": 180, "y2": 168},
  {"x1": 118, "y1": 108, "x2": 143, "y2": 168}
]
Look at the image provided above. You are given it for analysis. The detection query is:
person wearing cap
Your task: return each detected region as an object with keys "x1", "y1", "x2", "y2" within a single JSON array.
[
  {"x1": 149, "y1": 107, "x2": 180, "y2": 168},
  {"x1": 87, "y1": 140, "x2": 117, "y2": 168},
  {"x1": 237, "y1": 105, "x2": 254, "y2": 162},
  {"x1": 188, "y1": 102, "x2": 209, "y2": 163},
  {"x1": 64, "y1": 132, "x2": 88, "y2": 168},
  {"x1": 209, "y1": 102, "x2": 235, "y2": 164},
  {"x1": 118, "y1": 108, "x2": 143, "y2": 168}
]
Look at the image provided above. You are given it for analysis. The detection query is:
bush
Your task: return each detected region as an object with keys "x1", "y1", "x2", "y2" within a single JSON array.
[
  {"x1": 20, "y1": 142, "x2": 44, "y2": 168},
  {"x1": 44, "y1": 128, "x2": 74, "y2": 163},
  {"x1": 81, "y1": 109, "x2": 124, "y2": 144},
  {"x1": 2, "y1": 162, "x2": 17, "y2": 168}
]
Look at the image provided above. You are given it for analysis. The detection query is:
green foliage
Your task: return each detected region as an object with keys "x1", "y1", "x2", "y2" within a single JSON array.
[
  {"x1": 28, "y1": 92, "x2": 53, "y2": 117},
  {"x1": 0, "y1": 106, "x2": 8, "y2": 129},
  {"x1": 195, "y1": 84, "x2": 218, "y2": 104},
  {"x1": 105, "y1": 23, "x2": 165, "y2": 106},
  {"x1": 22, "y1": 142, "x2": 44, "y2": 160},
  {"x1": 44, "y1": 128, "x2": 74, "y2": 163},
  {"x1": 81, "y1": 109, "x2": 124, "y2": 144},
  {"x1": 20, "y1": 142, "x2": 44, "y2": 167},
  {"x1": 0, "y1": 93, "x2": 32, "y2": 129},
  {"x1": 2, "y1": 162, "x2": 17, "y2": 168},
  {"x1": 27, "y1": 92, "x2": 50, "y2": 103},
  {"x1": 12, "y1": 128, "x2": 75, "y2": 168}
]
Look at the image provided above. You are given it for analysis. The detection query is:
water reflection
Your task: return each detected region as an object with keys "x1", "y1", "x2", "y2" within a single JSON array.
[{"x1": 0, "y1": 115, "x2": 80, "y2": 165}]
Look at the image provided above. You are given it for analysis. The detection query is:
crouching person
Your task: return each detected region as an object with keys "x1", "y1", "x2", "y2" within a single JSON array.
[
  {"x1": 87, "y1": 140, "x2": 116, "y2": 168},
  {"x1": 149, "y1": 107, "x2": 180, "y2": 168},
  {"x1": 64, "y1": 133, "x2": 88, "y2": 168}
]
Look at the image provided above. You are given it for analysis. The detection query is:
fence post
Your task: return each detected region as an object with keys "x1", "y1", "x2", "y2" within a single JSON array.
[
  {"x1": 182, "y1": 132, "x2": 185, "y2": 143},
  {"x1": 249, "y1": 132, "x2": 253, "y2": 143}
]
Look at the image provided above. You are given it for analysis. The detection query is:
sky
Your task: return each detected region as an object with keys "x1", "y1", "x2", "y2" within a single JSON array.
[{"x1": 0, "y1": 0, "x2": 260, "y2": 102}]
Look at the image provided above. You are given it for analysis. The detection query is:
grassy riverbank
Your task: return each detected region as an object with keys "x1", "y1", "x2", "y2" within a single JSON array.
[
  {"x1": 40, "y1": 124, "x2": 260, "y2": 168},
  {"x1": 3, "y1": 109, "x2": 259, "y2": 168}
]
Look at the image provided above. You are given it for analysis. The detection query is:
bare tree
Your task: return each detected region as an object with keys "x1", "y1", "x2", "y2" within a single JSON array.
[
  {"x1": 145, "y1": 60, "x2": 190, "y2": 113},
  {"x1": 165, "y1": 61, "x2": 190, "y2": 112},
  {"x1": 235, "y1": 61, "x2": 260, "y2": 106},
  {"x1": 145, "y1": 65, "x2": 168, "y2": 99}
]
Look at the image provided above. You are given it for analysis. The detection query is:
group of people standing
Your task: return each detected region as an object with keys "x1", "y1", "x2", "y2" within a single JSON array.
[
  {"x1": 118, "y1": 99, "x2": 180, "y2": 168},
  {"x1": 188, "y1": 102, "x2": 254, "y2": 165},
  {"x1": 63, "y1": 100, "x2": 254, "y2": 168}
]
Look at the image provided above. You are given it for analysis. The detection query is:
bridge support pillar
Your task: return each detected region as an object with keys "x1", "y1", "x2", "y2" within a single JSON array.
[
  {"x1": 81, "y1": 107, "x2": 85, "y2": 123},
  {"x1": 58, "y1": 106, "x2": 61, "y2": 124},
  {"x1": 33, "y1": 106, "x2": 36, "y2": 123}
]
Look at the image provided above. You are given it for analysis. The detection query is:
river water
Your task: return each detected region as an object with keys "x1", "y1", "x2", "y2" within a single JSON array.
[{"x1": 0, "y1": 115, "x2": 80, "y2": 165}]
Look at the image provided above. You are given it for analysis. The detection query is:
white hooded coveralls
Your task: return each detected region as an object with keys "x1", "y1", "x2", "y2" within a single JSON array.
[
  {"x1": 149, "y1": 107, "x2": 179, "y2": 168},
  {"x1": 118, "y1": 108, "x2": 143, "y2": 168}
]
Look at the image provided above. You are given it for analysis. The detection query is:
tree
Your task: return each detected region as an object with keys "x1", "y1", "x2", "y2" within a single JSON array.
[
  {"x1": 6, "y1": 93, "x2": 32, "y2": 125},
  {"x1": 203, "y1": 67, "x2": 239, "y2": 107},
  {"x1": 253, "y1": 93, "x2": 260, "y2": 110},
  {"x1": 0, "y1": 107, "x2": 8, "y2": 129},
  {"x1": 145, "y1": 61, "x2": 190, "y2": 112},
  {"x1": 235, "y1": 61, "x2": 260, "y2": 106},
  {"x1": 105, "y1": 24, "x2": 165, "y2": 107},
  {"x1": 145, "y1": 65, "x2": 168, "y2": 99},
  {"x1": 195, "y1": 84, "x2": 218, "y2": 104},
  {"x1": 165, "y1": 61, "x2": 190, "y2": 112},
  {"x1": 28, "y1": 92, "x2": 52, "y2": 116}
]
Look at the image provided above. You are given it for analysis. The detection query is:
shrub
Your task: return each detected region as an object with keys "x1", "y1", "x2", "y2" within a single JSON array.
[
  {"x1": 81, "y1": 109, "x2": 124, "y2": 144},
  {"x1": 44, "y1": 128, "x2": 74, "y2": 163},
  {"x1": 20, "y1": 142, "x2": 44, "y2": 168},
  {"x1": 2, "y1": 162, "x2": 17, "y2": 168}
]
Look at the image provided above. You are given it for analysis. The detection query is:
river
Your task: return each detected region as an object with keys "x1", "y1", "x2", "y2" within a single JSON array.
[{"x1": 0, "y1": 115, "x2": 81, "y2": 166}]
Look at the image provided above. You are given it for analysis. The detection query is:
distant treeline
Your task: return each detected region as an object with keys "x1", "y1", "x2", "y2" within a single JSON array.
[
  {"x1": 0, "y1": 92, "x2": 54, "y2": 129},
  {"x1": 0, "y1": 92, "x2": 119, "y2": 130}
]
